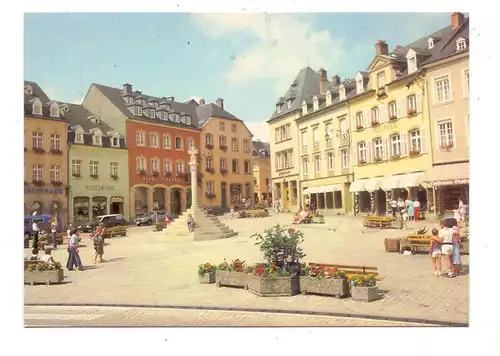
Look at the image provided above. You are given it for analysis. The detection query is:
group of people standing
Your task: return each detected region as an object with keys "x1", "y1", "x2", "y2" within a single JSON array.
[
  {"x1": 428, "y1": 218, "x2": 463, "y2": 278},
  {"x1": 390, "y1": 197, "x2": 421, "y2": 220},
  {"x1": 65, "y1": 223, "x2": 107, "y2": 271}
]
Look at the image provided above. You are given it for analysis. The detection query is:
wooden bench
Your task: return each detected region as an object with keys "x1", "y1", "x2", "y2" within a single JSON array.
[
  {"x1": 363, "y1": 216, "x2": 393, "y2": 229},
  {"x1": 299, "y1": 216, "x2": 313, "y2": 224},
  {"x1": 400, "y1": 234, "x2": 432, "y2": 253},
  {"x1": 243, "y1": 209, "x2": 270, "y2": 218},
  {"x1": 103, "y1": 226, "x2": 127, "y2": 238},
  {"x1": 308, "y1": 263, "x2": 384, "y2": 281}
]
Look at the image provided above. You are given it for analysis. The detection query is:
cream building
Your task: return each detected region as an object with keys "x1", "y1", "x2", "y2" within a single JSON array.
[{"x1": 65, "y1": 103, "x2": 130, "y2": 224}]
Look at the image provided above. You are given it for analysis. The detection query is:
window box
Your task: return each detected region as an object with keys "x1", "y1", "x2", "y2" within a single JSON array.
[
  {"x1": 152, "y1": 171, "x2": 160, "y2": 177},
  {"x1": 389, "y1": 115, "x2": 397, "y2": 121},
  {"x1": 50, "y1": 149, "x2": 63, "y2": 155},
  {"x1": 205, "y1": 144, "x2": 214, "y2": 150},
  {"x1": 72, "y1": 173, "x2": 81, "y2": 178},
  {"x1": 138, "y1": 170, "x2": 146, "y2": 176},
  {"x1": 355, "y1": 124, "x2": 364, "y2": 131},
  {"x1": 90, "y1": 174, "x2": 99, "y2": 179},
  {"x1": 440, "y1": 143, "x2": 453, "y2": 151},
  {"x1": 32, "y1": 179, "x2": 44, "y2": 186},
  {"x1": 371, "y1": 120, "x2": 379, "y2": 128},
  {"x1": 407, "y1": 108, "x2": 417, "y2": 116},
  {"x1": 220, "y1": 168, "x2": 228, "y2": 175},
  {"x1": 390, "y1": 154, "x2": 401, "y2": 160},
  {"x1": 33, "y1": 147, "x2": 45, "y2": 154},
  {"x1": 110, "y1": 174, "x2": 119, "y2": 180},
  {"x1": 358, "y1": 159, "x2": 366, "y2": 165},
  {"x1": 374, "y1": 156, "x2": 383, "y2": 162},
  {"x1": 376, "y1": 89, "x2": 387, "y2": 98},
  {"x1": 51, "y1": 181, "x2": 63, "y2": 187},
  {"x1": 165, "y1": 172, "x2": 172, "y2": 177},
  {"x1": 219, "y1": 145, "x2": 227, "y2": 152},
  {"x1": 206, "y1": 167, "x2": 215, "y2": 174},
  {"x1": 409, "y1": 149, "x2": 421, "y2": 157},
  {"x1": 205, "y1": 193, "x2": 216, "y2": 199}
]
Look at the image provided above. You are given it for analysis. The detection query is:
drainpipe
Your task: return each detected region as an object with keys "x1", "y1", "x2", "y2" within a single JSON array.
[
  {"x1": 345, "y1": 101, "x2": 356, "y2": 216},
  {"x1": 66, "y1": 126, "x2": 71, "y2": 231}
]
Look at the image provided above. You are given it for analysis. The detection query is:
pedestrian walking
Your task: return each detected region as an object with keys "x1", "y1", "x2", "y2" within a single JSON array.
[
  {"x1": 67, "y1": 229, "x2": 83, "y2": 271},
  {"x1": 429, "y1": 228, "x2": 443, "y2": 277},
  {"x1": 92, "y1": 223, "x2": 106, "y2": 264},
  {"x1": 390, "y1": 198, "x2": 398, "y2": 218},
  {"x1": 407, "y1": 199, "x2": 414, "y2": 221},
  {"x1": 413, "y1": 199, "x2": 421, "y2": 221},
  {"x1": 50, "y1": 220, "x2": 57, "y2": 249},
  {"x1": 31, "y1": 213, "x2": 40, "y2": 249}
]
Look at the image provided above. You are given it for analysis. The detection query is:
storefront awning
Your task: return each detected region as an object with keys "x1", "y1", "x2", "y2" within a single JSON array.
[
  {"x1": 349, "y1": 178, "x2": 382, "y2": 193},
  {"x1": 379, "y1": 172, "x2": 426, "y2": 190},
  {"x1": 304, "y1": 184, "x2": 343, "y2": 194},
  {"x1": 424, "y1": 162, "x2": 469, "y2": 187}
]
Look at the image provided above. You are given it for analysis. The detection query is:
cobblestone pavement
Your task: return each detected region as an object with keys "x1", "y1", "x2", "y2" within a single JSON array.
[
  {"x1": 24, "y1": 214, "x2": 469, "y2": 324},
  {"x1": 24, "y1": 306, "x2": 430, "y2": 327}
]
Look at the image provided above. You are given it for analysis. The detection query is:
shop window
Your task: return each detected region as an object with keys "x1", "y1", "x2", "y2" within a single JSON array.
[
  {"x1": 318, "y1": 193, "x2": 325, "y2": 209},
  {"x1": 92, "y1": 196, "x2": 107, "y2": 217},
  {"x1": 73, "y1": 197, "x2": 90, "y2": 222},
  {"x1": 334, "y1": 191, "x2": 343, "y2": 209},
  {"x1": 325, "y1": 192, "x2": 334, "y2": 209}
]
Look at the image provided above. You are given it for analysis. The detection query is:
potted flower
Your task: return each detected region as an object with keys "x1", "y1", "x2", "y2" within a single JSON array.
[
  {"x1": 24, "y1": 261, "x2": 64, "y2": 285},
  {"x1": 51, "y1": 180, "x2": 63, "y2": 187},
  {"x1": 371, "y1": 120, "x2": 379, "y2": 128},
  {"x1": 90, "y1": 174, "x2": 99, "y2": 179},
  {"x1": 247, "y1": 226, "x2": 304, "y2": 296},
  {"x1": 407, "y1": 108, "x2": 417, "y2": 116},
  {"x1": 206, "y1": 167, "x2": 215, "y2": 174},
  {"x1": 391, "y1": 154, "x2": 401, "y2": 160},
  {"x1": 358, "y1": 159, "x2": 366, "y2": 165},
  {"x1": 198, "y1": 263, "x2": 217, "y2": 284},
  {"x1": 72, "y1": 173, "x2": 81, "y2": 178},
  {"x1": 374, "y1": 156, "x2": 383, "y2": 162},
  {"x1": 389, "y1": 115, "x2": 397, "y2": 121},
  {"x1": 349, "y1": 274, "x2": 379, "y2": 302},
  {"x1": 33, "y1": 147, "x2": 45, "y2": 154},
  {"x1": 300, "y1": 264, "x2": 349, "y2": 298},
  {"x1": 50, "y1": 148, "x2": 63, "y2": 155},
  {"x1": 220, "y1": 168, "x2": 228, "y2": 175},
  {"x1": 409, "y1": 149, "x2": 421, "y2": 156},
  {"x1": 110, "y1": 174, "x2": 119, "y2": 180},
  {"x1": 440, "y1": 143, "x2": 453, "y2": 151},
  {"x1": 152, "y1": 170, "x2": 160, "y2": 177},
  {"x1": 32, "y1": 179, "x2": 44, "y2": 186},
  {"x1": 215, "y1": 259, "x2": 249, "y2": 288},
  {"x1": 138, "y1": 169, "x2": 146, "y2": 176},
  {"x1": 355, "y1": 124, "x2": 363, "y2": 131},
  {"x1": 205, "y1": 193, "x2": 216, "y2": 199},
  {"x1": 205, "y1": 143, "x2": 214, "y2": 150},
  {"x1": 219, "y1": 145, "x2": 228, "y2": 152}
]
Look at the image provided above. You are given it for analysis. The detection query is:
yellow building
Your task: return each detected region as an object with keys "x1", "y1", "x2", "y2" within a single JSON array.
[
  {"x1": 198, "y1": 98, "x2": 254, "y2": 208},
  {"x1": 24, "y1": 81, "x2": 69, "y2": 228},
  {"x1": 268, "y1": 67, "x2": 322, "y2": 212},
  {"x1": 348, "y1": 39, "x2": 432, "y2": 215},
  {"x1": 252, "y1": 140, "x2": 271, "y2": 203},
  {"x1": 65, "y1": 104, "x2": 130, "y2": 224},
  {"x1": 297, "y1": 69, "x2": 354, "y2": 215}
]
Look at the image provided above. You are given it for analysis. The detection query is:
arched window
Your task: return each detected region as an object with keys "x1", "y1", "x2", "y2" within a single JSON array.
[
  {"x1": 136, "y1": 156, "x2": 146, "y2": 172},
  {"x1": 176, "y1": 160, "x2": 184, "y2": 174},
  {"x1": 164, "y1": 159, "x2": 172, "y2": 173}
]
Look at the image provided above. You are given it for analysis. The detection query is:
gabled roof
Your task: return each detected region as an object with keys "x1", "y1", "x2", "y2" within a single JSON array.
[
  {"x1": 24, "y1": 81, "x2": 51, "y2": 103},
  {"x1": 24, "y1": 81, "x2": 66, "y2": 121},
  {"x1": 196, "y1": 103, "x2": 240, "y2": 127}
]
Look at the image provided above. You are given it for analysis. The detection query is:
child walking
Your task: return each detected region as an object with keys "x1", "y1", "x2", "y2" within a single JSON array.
[
  {"x1": 399, "y1": 209, "x2": 409, "y2": 230},
  {"x1": 429, "y1": 228, "x2": 443, "y2": 277}
]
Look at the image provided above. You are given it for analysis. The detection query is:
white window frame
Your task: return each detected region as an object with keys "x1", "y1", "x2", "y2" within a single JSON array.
[
  {"x1": 50, "y1": 165, "x2": 61, "y2": 182},
  {"x1": 355, "y1": 112, "x2": 363, "y2": 128},
  {"x1": 231, "y1": 138, "x2": 239, "y2": 151},
  {"x1": 407, "y1": 95, "x2": 417, "y2": 113},
  {"x1": 176, "y1": 160, "x2": 184, "y2": 174},
  {"x1": 302, "y1": 157, "x2": 308, "y2": 175},
  {"x1": 93, "y1": 134, "x2": 102, "y2": 146},
  {"x1": 232, "y1": 159, "x2": 239, "y2": 173},
  {"x1": 50, "y1": 106, "x2": 59, "y2": 117},
  {"x1": 437, "y1": 120, "x2": 454, "y2": 149},
  {"x1": 151, "y1": 158, "x2": 160, "y2": 173},
  {"x1": 312, "y1": 127, "x2": 319, "y2": 147},
  {"x1": 32, "y1": 102, "x2": 42, "y2": 115},
  {"x1": 110, "y1": 162, "x2": 119, "y2": 178},
  {"x1": 373, "y1": 138, "x2": 383, "y2": 160},
  {"x1": 205, "y1": 133, "x2": 213, "y2": 146},
  {"x1": 314, "y1": 155, "x2": 320, "y2": 173},
  {"x1": 32, "y1": 164, "x2": 43, "y2": 181},
  {"x1": 407, "y1": 56, "x2": 417, "y2": 74},
  {"x1": 150, "y1": 109, "x2": 156, "y2": 118},
  {"x1": 434, "y1": 75, "x2": 452, "y2": 103},
  {"x1": 150, "y1": 133, "x2": 158, "y2": 148},
  {"x1": 164, "y1": 159, "x2": 172, "y2": 173},
  {"x1": 244, "y1": 160, "x2": 251, "y2": 174},
  {"x1": 71, "y1": 160, "x2": 82, "y2": 176},
  {"x1": 32, "y1": 132, "x2": 43, "y2": 149},
  {"x1": 50, "y1": 134, "x2": 61, "y2": 151},
  {"x1": 135, "y1": 106, "x2": 143, "y2": 116},
  {"x1": 163, "y1": 134, "x2": 171, "y2": 149},
  {"x1": 357, "y1": 142, "x2": 367, "y2": 163},
  {"x1": 409, "y1": 129, "x2": 422, "y2": 152},
  {"x1": 136, "y1": 131, "x2": 145, "y2": 146},
  {"x1": 205, "y1": 156, "x2": 213, "y2": 170},
  {"x1": 89, "y1": 160, "x2": 99, "y2": 177},
  {"x1": 463, "y1": 69, "x2": 470, "y2": 98},
  {"x1": 377, "y1": 71, "x2": 386, "y2": 88},
  {"x1": 301, "y1": 130, "x2": 307, "y2": 151},
  {"x1": 206, "y1": 181, "x2": 215, "y2": 194},
  {"x1": 111, "y1": 136, "x2": 120, "y2": 148},
  {"x1": 243, "y1": 139, "x2": 250, "y2": 152},
  {"x1": 371, "y1": 106, "x2": 379, "y2": 123},
  {"x1": 341, "y1": 149, "x2": 349, "y2": 169},
  {"x1": 456, "y1": 39, "x2": 466, "y2": 51},
  {"x1": 175, "y1": 136, "x2": 183, "y2": 150},
  {"x1": 388, "y1": 101, "x2": 397, "y2": 119},
  {"x1": 327, "y1": 152, "x2": 334, "y2": 171},
  {"x1": 220, "y1": 158, "x2": 227, "y2": 170},
  {"x1": 187, "y1": 138, "x2": 194, "y2": 149},
  {"x1": 136, "y1": 156, "x2": 146, "y2": 172},
  {"x1": 75, "y1": 131, "x2": 84, "y2": 144},
  {"x1": 390, "y1": 134, "x2": 402, "y2": 157}
]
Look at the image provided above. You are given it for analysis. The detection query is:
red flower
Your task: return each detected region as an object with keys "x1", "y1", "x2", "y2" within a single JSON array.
[{"x1": 255, "y1": 265, "x2": 265, "y2": 276}]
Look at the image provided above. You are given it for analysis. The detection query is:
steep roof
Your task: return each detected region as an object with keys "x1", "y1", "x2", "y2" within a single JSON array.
[
  {"x1": 24, "y1": 81, "x2": 66, "y2": 122},
  {"x1": 24, "y1": 81, "x2": 51, "y2": 103},
  {"x1": 196, "y1": 103, "x2": 241, "y2": 127}
]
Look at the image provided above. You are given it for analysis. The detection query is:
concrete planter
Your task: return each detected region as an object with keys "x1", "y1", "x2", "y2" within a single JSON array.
[
  {"x1": 300, "y1": 276, "x2": 349, "y2": 298},
  {"x1": 351, "y1": 285, "x2": 379, "y2": 302},
  {"x1": 215, "y1": 270, "x2": 249, "y2": 289},
  {"x1": 24, "y1": 269, "x2": 63, "y2": 285},
  {"x1": 315, "y1": 216, "x2": 325, "y2": 224},
  {"x1": 247, "y1": 274, "x2": 300, "y2": 297},
  {"x1": 199, "y1": 271, "x2": 216, "y2": 284}
]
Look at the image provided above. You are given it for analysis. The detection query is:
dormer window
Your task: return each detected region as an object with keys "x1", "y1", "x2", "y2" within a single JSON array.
[
  {"x1": 301, "y1": 100, "x2": 308, "y2": 116},
  {"x1": 93, "y1": 134, "x2": 102, "y2": 146},
  {"x1": 456, "y1": 38, "x2": 467, "y2": 51},
  {"x1": 49, "y1": 102, "x2": 59, "y2": 118},
  {"x1": 135, "y1": 106, "x2": 142, "y2": 116},
  {"x1": 175, "y1": 114, "x2": 180, "y2": 123},
  {"x1": 186, "y1": 116, "x2": 192, "y2": 125},
  {"x1": 312, "y1": 96, "x2": 319, "y2": 111},
  {"x1": 339, "y1": 86, "x2": 346, "y2": 101},
  {"x1": 32, "y1": 99, "x2": 42, "y2": 115},
  {"x1": 75, "y1": 131, "x2": 84, "y2": 144},
  {"x1": 111, "y1": 135, "x2": 120, "y2": 147},
  {"x1": 287, "y1": 99, "x2": 293, "y2": 109},
  {"x1": 356, "y1": 79, "x2": 363, "y2": 94},
  {"x1": 427, "y1": 38, "x2": 434, "y2": 49},
  {"x1": 25, "y1": 85, "x2": 33, "y2": 95},
  {"x1": 325, "y1": 91, "x2": 332, "y2": 106},
  {"x1": 142, "y1": 99, "x2": 147, "y2": 105},
  {"x1": 276, "y1": 104, "x2": 282, "y2": 114},
  {"x1": 405, "y1": 48, "x2": 418, "y2": 74},
  {"x1": 150, "y1": 109, "x2": 156, "y2": 118}
]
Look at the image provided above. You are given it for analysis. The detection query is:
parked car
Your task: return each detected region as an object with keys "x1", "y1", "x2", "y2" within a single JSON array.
[
  {"x1": 78, "y1": 214, "x2": 127, "y2": 232},
  {"x1": 204, "y1": 206, "x2": 228, "y2": 216},
  {"x1": 24, "y1": 214, "x2": 61, "y2": 238},
  {"x1": 135, "y1": 211, "x2": 169, "y2": 226}
]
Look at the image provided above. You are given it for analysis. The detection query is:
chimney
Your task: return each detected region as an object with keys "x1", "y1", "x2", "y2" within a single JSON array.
[
  {"x1": 216, "y1": 97, "x2": 224, "y2": 109},
  {"x1": 451, "y1": 12, "x2": 465, "y2": 30},
  {"x1": 199, "y1": 98, "x2": 206, "y2": 105},
  {"x1": 167, "y1": 96, "x2": 175, "y2": 101},
  {"x1": 375, "y1": 40, "x2": 389, "y2": 56},
  {"x1": 319, "y1": 68, "x2": 328, "y2": 94},
  {"x1": 331, "y1": 75, "x2": 341, "y2": 88},
  {"x1": 123, "y1": 83, "x2": 132, "y2": 95}
]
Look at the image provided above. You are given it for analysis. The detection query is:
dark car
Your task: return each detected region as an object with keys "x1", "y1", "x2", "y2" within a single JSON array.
[
  {"x1": 78, "y1": 214, "x2": 127, "y2": 232},
  {"x1": 204, "y1": 206, "x2": 227, "y2": 216},
  {"x1": 135, "y1": 211, "x2": 169, "y2": 226}
]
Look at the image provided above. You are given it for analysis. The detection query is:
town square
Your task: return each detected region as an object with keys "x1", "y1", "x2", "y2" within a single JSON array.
[{"x1": 23, "y1": 11, "x2": 470, "y2": 328}]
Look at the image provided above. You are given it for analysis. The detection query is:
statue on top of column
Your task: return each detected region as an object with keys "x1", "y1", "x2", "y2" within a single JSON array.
[{"x1": 188, "y1": 147, "x2": 198, "y2": 166}]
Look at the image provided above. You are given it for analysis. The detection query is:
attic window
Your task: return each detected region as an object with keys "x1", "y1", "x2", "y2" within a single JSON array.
[
  {"x1": 150, "y1": 109, "x2": 156, "y2": 118},
  {"x1": 356, "y1": 79, "x2": 363, "y2": 94},
  {"x1": 313, "y1": 96, "x2": 319, "y2": 111},
  {"x1": 93, "y1": 134, "x2": 102, "y2": 146},
  {"x1": 135, "y1": 107, "x2": 142, "y2": 116},
  {"x1": 75, "y1": 131, "x2": 84, "y2": 144},
  {"x1": 186, "y1": 116, "x2": 192, "y2": 125},
  {"x1": 287, "y1": 99, "x2": 293, "y2": 109},
  {"x1": 301, "y1": 101, "x2": 308, "y2": 116},
  {"x1": 408, "y1": 55, "x2": 417, "y2": 74},
  {"x1": 276, "y1": 104, "x2": 282, "y2": 114},
  {"x1": 456, "y1": 39, "x2": 467, "y2": 51},
  {"x1": 25, "y1": 86, "x2": 33, "y2": 95},
  {"x1": 50, "y1": 104, "x2": 59, "y2": 118},
  {"x1": 428, "y1": 38, "x2": 434, "y2": 49},
  {"x1": 339, "y1": 87, "x2": 346, "y2": 101},
  {"x1": 175, "y1": 114, "x2": 180, "y2": 123},
  {"x1": 32, "y1": 102, "x2": 42, "y2": 115},
  {"x1": 111, "y1": 136, "x2": 120, "y2": 147}
]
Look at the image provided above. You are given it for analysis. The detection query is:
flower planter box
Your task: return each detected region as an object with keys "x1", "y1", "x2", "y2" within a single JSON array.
[
  {"x1": 24, "y1": 269, "x2": 63, "y2": 285},
  {"x1": 300, "y1": 276, "x2": 349, "y2": 298},
  {"x1": 247, "y1": 274, "x2": 300, "y2": 297},
  {"x1": 199, "y1": 271, "x2": 216, "y2": 284},
  {"x1": 215, "y1": 270, "x2": 249, "y2": 289},
  {"x1": 351, "y1": 285, "x2": 379, "y2": 302}
]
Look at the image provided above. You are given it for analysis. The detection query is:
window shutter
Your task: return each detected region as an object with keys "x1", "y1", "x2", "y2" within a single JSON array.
[
  {"x1": 354, "y1": 144, "x2": 359, "y2": 165},
  {"x1": 416, "y1": 93, "x2": 422, "y2": 113},
  {"x1": 397, "y1": 98, "x2": 405, "y2": 118},
  {"x1": 378, "y1": 104, "x2": 386, "y2": 123},
  {"x1": 401, "y1": 132, "x2": 409, "y2": 156},
  {"x1": 367, "y1": 141, "x2": 373, "y2": 163},
  {"x1": 382, "y1": 137, "x2": 388, "y2": 160},
  {"x1": 420, "y1": 128, "x2": 427, "y2": 153},
  {"x1": 363, "y1": 109, "x2": 370, "y2": 127}
]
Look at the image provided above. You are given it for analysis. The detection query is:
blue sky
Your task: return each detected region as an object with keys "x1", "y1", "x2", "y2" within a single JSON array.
[{"x1": 24, "y1": 12, "x2": 451, "y2": 140}]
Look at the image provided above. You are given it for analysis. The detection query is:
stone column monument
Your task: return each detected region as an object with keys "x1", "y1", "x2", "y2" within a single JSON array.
[{"x1": 188, "y1": 146, "x2": 199, "y2": 210}]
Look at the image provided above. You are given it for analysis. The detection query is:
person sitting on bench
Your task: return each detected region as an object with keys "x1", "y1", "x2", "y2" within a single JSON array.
[{"x1": 293, "y1": 209, "x2": 310, "y2": 224}]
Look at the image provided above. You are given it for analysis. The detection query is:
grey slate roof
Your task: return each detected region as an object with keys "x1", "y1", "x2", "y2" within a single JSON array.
[
  {"x1": 252, "y1": 140, "x2": 270, "y2": 157},
  {"x1": 64, "y1": 103, "x2": 127, "y2": 149},
  {"x1": 196, "y1": 103, "x2": 241, "y2": 127},
  {"x1": 24, "y1": 81, "x2": 51, "y2": 103},
  {"x1": 24, "y1": 81, "x2": 67, "y2": 122}
]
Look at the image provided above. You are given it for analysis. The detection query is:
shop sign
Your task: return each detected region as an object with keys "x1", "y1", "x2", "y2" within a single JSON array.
[
  {"x1": 110, "y1": 196, "x2": 124, "y2": 203},
  {"x1": 434, "y1": 179, "x2": 469, "y2": 187},
  {"x1": 141, "y1": 176, "x2": 187, "y2": 183},
  {"x1": 85, "y1": 185, "x2": 115, "y2": 191},
  {"x1": 25, "y1": 187, "x2": 64, "y2": 195},
  {"x1": 374, "y1": 122, "x2": 397, "y2": 134},
  {"x1": 278, "y1": 170, "x2": 291, "y2": 177}
]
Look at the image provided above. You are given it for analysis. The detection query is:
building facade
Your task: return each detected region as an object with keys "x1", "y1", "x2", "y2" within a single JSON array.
[
  {"x1": 422, "y1": 12, "x2": 469, "y2": 215},
  {"x1": 82, "y1": 83, "x2": 200, "y2": 218},
  {"x1": 199, "y1": 98, "x2": 254, "y2": 208},
  {"x1": 268, "y1": 67, "x2": 323, "y2": 212},
  {"x1": 65, "y1": 103, "x2": 130, "y2": 224},
  {"x1": 297, "y1": 69, "x2": 354, "y2": 215},
  {"x1": 252, "y1": 140, "x2": 271, "y2": 203},
  {"x1": 24, "y1": 81, "x2": 69, "y2": 228}
]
